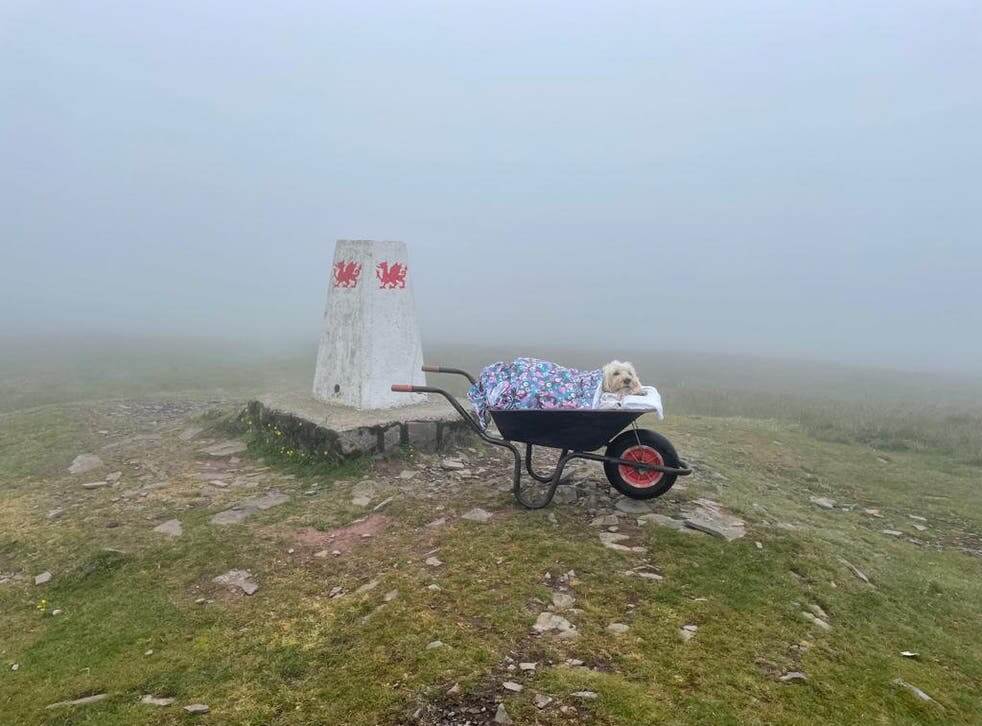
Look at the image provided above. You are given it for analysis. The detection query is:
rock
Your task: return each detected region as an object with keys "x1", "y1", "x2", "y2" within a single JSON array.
[
  {"x1": 351, "y1": 495, "x2": 372, "y2": 507},
  {"x1": 179, "y1": 426, "x2": 204, "y2": 441},
  {"x1": 35, "y1": 571, "x2": 52, "y2": 585},
  {"x1": 534, "y1": 693, "x2": 553, "y2": 709},
  {"x1": 208, "y1": 480, "x2": 228, "y2": 489},
  {"x1": 863, "y1": 508, "x2": 883, "y2": 518},
  {"x1": 494, "y1": 703, "x2": 513, "y2": 724},
  {"x1": 355, "y1": 579, "x2": 380, "y2": 595},
  {"x1": 607, "y1": 622, "x2": 630, "y2": 635},
  {"x1": 440, "y1": 459, "x2": 465, "y2": 471},
  {"x1": 590, "y1": 514, "x2": 620, "y2": 527},
  {"x1": 407, "y1": 421, "x2": 438, "y2": 451},
  {"x1": 683, "y1": 499, "x2": 746, "y2": 540},
  {"x1": 881, "y1": 529, "x2": 903, "y2": 537},
  {"x1": 337, "y1": 428, "x2": 377, "y2": 456},
  {"x1": 51, "y1": 609, "x2": 63, "y2": 615},
  {"x1": 519, "y1": 662, "x2": 537, "y2": 671},
  {"x1": 637, "y1": 513, "x2": 686, "y2": 530},
  {"x1": 201, "y1": 440, "x2": 247, "y2": 457},
  {"x1": 892, "y1": 678, "x2": 935, "y2": 703},
  {"x1": 47, "y1": 508, "x2": 65, "y2": 520},
  {"x1": 183, "y1": 703, "x2": 211, "y2": 715},
  {"x1": 426, "y1": 517, "x2": 447, "y2": 528},
  {"x1": 913, "y1": 524, "x2": 927, "y2": 532},
  {"x1": 447, "y1": 683, "x2": 460, "y2": 695},
  {"x1": 46, "y1": 693, "x2": 108, "y2": 709},
  {"x1": 807, "y1": 603, "x2": 829, "y2": 620},
  {"x1": 900, "y1": 651, "x2": 919, "y2": 658},
  {"x1": 248, "y1": 491, "x2": 290, "y2": 510},
  {"x1": 800, "y1": 612, "x2": 831, "y2": 631},
  {"x1": 426, "y1": 584, "x2": 441, "y2": 591},
  {"x1": 572, "y1": 691, "x2": 598, "y2": 700},
  {"x1": 209, "y1": 509, "x2": 251, "y2": 525},
  {"x1": 398, "y1": 469, "x2": 418, "y2": 480},
  {"x1": 140, "y1": 695, "x2": 175, "y2": 706},
  {"x1": 212, "y1": 569, "x2": 259, "y2": 595},
  {"x1": 68, "y1": 454, "x2": 104, "y2": 475},
  {"x1": 837, "y1": 557, "x2": 871, "y2": 585},
  {"x1": 105, "y1": 471, "x2": 122, "y2": 483},
  {"x1": 809, "y1": 496, "x2": 836, "y2": 510},
  {"x1": 328, "y1": 586, "x2": 344, "y2": 598},
  {"x1": 615, "y1": 498, "x2": 653, "y2": 515},
  {"x1": 552, "y1": 487, "x2": 578, "y2": 505},
  {"x1": 551, "y1": 592, "x2": 575, "y2": 610},
  {"x1": 384, "y1": 589, "x2": 399, "y2": 602},
  {"x1": 908, "y1": 514, "x2": 927, "y2": 522},
  {"x1": 461, "y1": 507, "x2": 493, "y2": 523},
  {"x1": 209, "y1": 491, "x2": 289, "y2": 525},
  {"x1": 598, "y1": 531, "x2": 645, "y2": 553},
  {"x1": 755, "y1": 541, "x2": 763, "y2": 549},
  {"x1": 502, "y1": 681, "x2": 523, "y2": 692},
  {"x1": 372, "y1": 496, "x2": 395, "y2": 512},
  {"x1": 426, "y1": 640, "x2": 444, "y2": 650},
  {"x1": 425, "y1": 556, "x2": 443, "y2": 567},
  {"x1": 533, "y1": 611, "x2": 574, "y2": 634},
  {"x1": 622, "y1": 569, "x2": 664, "y2": 582},
  {"x1": 153, "y1": 519, "x2": 183, "y2": 537},
  {"x1": 779, "y1": 671, "x2": 807, "y2": 683},
  {"x1": 82, "y1": 481, "x2": 109, "y2": 490},
  {"x1": 679, "y1": 624, "x2": 698, "y2": 641}
]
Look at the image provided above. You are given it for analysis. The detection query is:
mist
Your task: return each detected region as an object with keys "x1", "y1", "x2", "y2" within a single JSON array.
[{"x1": 2, "y1": 1, "x2": 980, "y2": 373}]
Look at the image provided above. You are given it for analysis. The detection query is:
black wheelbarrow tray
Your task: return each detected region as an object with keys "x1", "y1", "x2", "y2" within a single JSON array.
[{"x1": 392, "y1": 365, "x2": 692, "y2": 509}]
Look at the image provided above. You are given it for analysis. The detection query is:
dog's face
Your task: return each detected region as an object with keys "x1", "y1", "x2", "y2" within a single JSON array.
[{"x1": 602, "y1": 361, "x2": 642, "y2": 395}]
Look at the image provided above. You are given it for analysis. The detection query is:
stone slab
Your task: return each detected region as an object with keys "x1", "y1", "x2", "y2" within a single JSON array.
[{"x1": 245, "y1": 392, "x2": 472, "y2": 460}]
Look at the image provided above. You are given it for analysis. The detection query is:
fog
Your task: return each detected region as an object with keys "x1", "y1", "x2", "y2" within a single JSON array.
[{"x1": 2, "y1": 1, "x2": 980, "y2": 373}]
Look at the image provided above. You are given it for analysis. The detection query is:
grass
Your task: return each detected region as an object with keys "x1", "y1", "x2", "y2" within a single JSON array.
[{"x1": 0, "y1": 339, "x2": 980, "y2": 724}]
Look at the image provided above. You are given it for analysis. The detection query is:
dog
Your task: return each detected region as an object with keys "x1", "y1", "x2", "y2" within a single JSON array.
[{"x1": 602, "y1": 360, "x2": 643, "y2": 397}]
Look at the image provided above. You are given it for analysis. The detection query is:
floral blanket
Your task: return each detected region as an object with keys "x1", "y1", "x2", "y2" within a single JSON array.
[{"x1": 467, "y1": 358, "x2": 603, "y2": 429}]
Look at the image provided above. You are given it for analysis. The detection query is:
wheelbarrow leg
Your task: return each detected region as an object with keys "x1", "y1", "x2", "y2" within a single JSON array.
[
  {"x1": 525, "y1": 443, "x2": 563, "y2": 484},
  {"x1": 514, "y1": 448, "x2": 570, "y2": 510}
]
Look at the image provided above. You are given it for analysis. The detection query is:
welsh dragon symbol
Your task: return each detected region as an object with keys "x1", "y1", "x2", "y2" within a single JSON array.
[
  {"x1": 376, "y1": 261, "x2": 407, "y2": 289},
  {"x1": 333, "y1": 260, "x2": 362, "y2": 288}
]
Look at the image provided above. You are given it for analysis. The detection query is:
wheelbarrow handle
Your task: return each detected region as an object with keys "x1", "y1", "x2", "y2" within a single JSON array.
[
  {"x1": 421, "y1": 364, "x2": 476, "y2": 385},
  {"x1": 391, "y1": 384, "x2": 418, "y2": 392}
]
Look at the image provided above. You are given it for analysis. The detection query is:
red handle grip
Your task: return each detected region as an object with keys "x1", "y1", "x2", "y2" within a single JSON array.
[{"x1": 391, "y1": 384, "x2": 415, "y2": 392}]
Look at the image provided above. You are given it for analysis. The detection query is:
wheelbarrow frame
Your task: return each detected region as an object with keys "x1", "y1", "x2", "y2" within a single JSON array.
[{"x1": 392, "y1": 364, "x2": 692, "y2": 509}]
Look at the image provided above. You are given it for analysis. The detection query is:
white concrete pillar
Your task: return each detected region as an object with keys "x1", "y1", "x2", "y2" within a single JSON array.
[{"x1": 313, "y1": 240, "x2": 427, "y2": 409}]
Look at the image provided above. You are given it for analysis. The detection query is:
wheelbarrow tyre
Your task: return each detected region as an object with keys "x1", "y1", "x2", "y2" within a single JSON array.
[{"x1": 604, "y1": 429, "x2": 679, "y2": 500}]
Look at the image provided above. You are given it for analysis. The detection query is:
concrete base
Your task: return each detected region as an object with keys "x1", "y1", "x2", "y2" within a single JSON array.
[{"x1": 244, "y1": 392, "x2": 473, "y2": 460}]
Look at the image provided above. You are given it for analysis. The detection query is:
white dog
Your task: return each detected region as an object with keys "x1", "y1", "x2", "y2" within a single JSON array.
[{"x1": 602, "y1": 360, "x2": 643, "y2": 397}]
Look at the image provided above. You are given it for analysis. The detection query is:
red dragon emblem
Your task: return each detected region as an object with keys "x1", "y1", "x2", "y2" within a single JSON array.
[
  {"x1": 376, "y1": 261, "x2": 407, "y2": 289},
  {"x1": 333, "y1": 260, "x2": 362, "y2": 288}
]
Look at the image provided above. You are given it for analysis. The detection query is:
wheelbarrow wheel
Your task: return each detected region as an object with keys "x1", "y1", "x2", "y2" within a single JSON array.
[{"x1": 603, "y1": 429, "x2": 680, "y2": 500}]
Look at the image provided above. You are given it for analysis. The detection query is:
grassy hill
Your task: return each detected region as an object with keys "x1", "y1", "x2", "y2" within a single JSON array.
[{"x1": 0, "y1": 339, "x2": 979, "y2": 724}]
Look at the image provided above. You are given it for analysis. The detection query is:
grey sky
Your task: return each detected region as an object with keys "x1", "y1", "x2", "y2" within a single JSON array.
[{"x1": 2, "y1": 1, "x2": 980, "y2": 371}]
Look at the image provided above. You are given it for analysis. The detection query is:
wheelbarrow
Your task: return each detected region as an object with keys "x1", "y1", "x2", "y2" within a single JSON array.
[{"x1": 392, "y1": 364, "x2": 692, "y2": 509}]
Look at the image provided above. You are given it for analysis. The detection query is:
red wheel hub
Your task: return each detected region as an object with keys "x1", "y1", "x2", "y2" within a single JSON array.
[{"x1": 619, "y1": 445, "x2": 664, "y2": 487}]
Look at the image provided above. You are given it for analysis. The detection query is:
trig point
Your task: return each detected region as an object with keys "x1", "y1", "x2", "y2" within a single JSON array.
[{"x1": 313, "y1": 240, "x2": 427, "y2": 409}]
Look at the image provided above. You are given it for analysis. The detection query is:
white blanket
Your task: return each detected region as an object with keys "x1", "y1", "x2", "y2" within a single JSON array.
[{"x1": 597, "y1": 385, "x2": 664, "y2": 419}]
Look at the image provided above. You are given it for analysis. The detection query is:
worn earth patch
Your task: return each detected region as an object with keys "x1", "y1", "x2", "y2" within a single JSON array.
[{"x1": 295, "y1": 513, "x2": 391, "y2": 553}]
